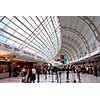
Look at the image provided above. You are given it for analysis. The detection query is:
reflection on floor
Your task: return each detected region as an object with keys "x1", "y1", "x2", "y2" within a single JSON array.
[{"x1": 0, "y1": 72, "x2": 100, "y2": 83}]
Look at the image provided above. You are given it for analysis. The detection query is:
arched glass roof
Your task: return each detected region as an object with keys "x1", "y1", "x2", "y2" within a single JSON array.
[
  {"x1": 0, "y1": 16, "x2": 100, "y2": 63},
  {"x1": 0, "y1": 16, "x2": 61, "y2": 62},
  {"x1": 58, "y1": 16, "x2": 100, "y2": 62}
]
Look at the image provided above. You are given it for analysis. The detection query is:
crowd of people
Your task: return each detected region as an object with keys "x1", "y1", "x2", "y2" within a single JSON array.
[
  {"x1": 13, "y1": 64, "x2": 100, "y2": 83},
  {"x1": 20, "y1": 65, "x2": 49, "y2": 83},
  {"x1": 63, "y1": 64, "x2": 100, "y2": 82},
  {"x1": 21, "y1": 65, "x2": 81, "y2": 83},
  {"x1": 63, "y1": 65, "x2": 81, "y2": 83},
  {"x1": 70, "y1": 65, "x2": 100, "y2": 77}
]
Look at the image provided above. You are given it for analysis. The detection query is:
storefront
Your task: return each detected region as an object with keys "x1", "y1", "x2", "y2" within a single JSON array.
[{"x1": 0, "y1": 60, "x2": 12, "y2": 79}]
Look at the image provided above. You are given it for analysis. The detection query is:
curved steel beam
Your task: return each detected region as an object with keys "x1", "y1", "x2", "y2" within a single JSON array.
[
  {"x1": 62, "y1": 38, "x2": 82, "y2": 55},
  {"x1": 62, "y1": 43, "x2": 77, "y2": 56},
  {"x1": 60, "y1": 51, "x2": 72, "y2": 61},
  {"x1": 62, "y1": 41, "x2": 78, "y2": 56},
  {"x1": 62, "y1": 40, "x2": 78, "y2": 53},
  {"x1": 78, "y1": 16, "x2": 100, "y2": 43},
  {"x1": 61, "y1": 46, "x2": 75, "y2": 59},
  {"x1": 62, "y1": 38, "x2": 87, "y2": 58},
  {"x1": 60, "y1": 49, "x2": 72, "y2": 61},
  {"x1": 61, "y1": 26, "x2": 90, "y2": 52},
  {"x1": 0, "y1": 16, "x2": 5, "y2": 22},
  {"x1": 57, "y1": 16, "x2": 90, "y2": 52},
  {"x1": 62, "y1": 35, "x2": 83, "y2": 53},
  {"x1": 62, "y1": 41, "x2": 81, "y2": 59},
  {"x1": 0, "y1": 28, "x2": 50, "y2": 59}
]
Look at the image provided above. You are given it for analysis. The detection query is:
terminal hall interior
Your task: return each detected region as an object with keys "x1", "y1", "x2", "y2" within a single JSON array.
[{"x1": 0, "y1": 16, "x2": 100, "y2": 83}]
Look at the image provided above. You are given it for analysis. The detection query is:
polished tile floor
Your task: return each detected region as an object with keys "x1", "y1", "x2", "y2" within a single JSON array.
[{"x1": 0, "y1": 72, "x2": 100, "y2": 83}]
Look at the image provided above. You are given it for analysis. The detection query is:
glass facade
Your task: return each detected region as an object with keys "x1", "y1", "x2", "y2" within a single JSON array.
[{"x1": 0, "y1": 16, "x2": 61, "y2": 62}]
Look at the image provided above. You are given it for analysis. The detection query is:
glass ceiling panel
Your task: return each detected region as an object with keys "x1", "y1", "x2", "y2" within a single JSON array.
[
  {"x1": 0, "y1": 22, "x2": 6, "y2": 29},
  {"x1": 0, "y1": 16, "x2": 61, "y2": 61},
  {"x1": 53, "y1": 16, "x2": 60, "y2": 27},
  {"x1": 27, "y1": 46, "x2": 39, "y2": 53},
  {"x1": 37, "y1": 31, "x2": 49, "y2": 46},
  {"x1": 28, "y1": 17, "x2": 38, "y2": 29},
  {"x1": 4, "y1": 26, "x2": 14, "y2": 34},
  {"x1": 21, "y1": 17, "x2": 35, "y2": 31},
  {"x1": 0, "y1": 35, "x2": 7, "y2": 42},
  {"x1": 37, "y1": 16, "x2": 44, "y2": 22},
  {"x1": 1, "y1": 31, "x2": 10, "y2": 38},
  {"x1": 14, "y1": 42, "x2": 20, "y2": 47},
  {"x1": 32, "y1": 17, "x2": 40, "y2": 26},
  {"x1": 0, "y1": 16, "x2": 3, "y2": 20},
  {"x1": 2, "y1": 17, "x2": 11, "y2": 25},
  {"x1": 49, "y1": 21, "x2": 55, "y2": 33},
  {"x1": 31, "y1": 38, "x2": 48, "y2": 52},
  {"x1": 23, "y1": 48, "x2": 36, "y2": 54},
  {"x1": 18, "y1": 29, "x2": 29, "y2": 37},
  {"x1": 40, "y1": 29, "x2": 51, "y2": 43},
  {"x1": 41, "y1": 16, "x2": 48, "y2": 25},
  {"x1": 41, "y1": 16, "x2": 46, "y2": 20},
  {"x1": 6, "y1": 39, "x2": 15, "y2": 45}
]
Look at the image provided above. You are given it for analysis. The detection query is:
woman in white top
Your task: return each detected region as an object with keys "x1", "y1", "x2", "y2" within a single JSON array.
[{"x1": 32, "y1": 67, "x2": 36, "y2": 83}]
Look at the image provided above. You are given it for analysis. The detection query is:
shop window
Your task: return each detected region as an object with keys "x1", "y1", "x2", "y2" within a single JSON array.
[{"x1": 0, "y1": 64, "x2": 9, "y2": 73}]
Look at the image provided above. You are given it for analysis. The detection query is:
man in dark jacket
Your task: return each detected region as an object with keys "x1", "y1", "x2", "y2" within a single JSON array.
[
  {"x1": 36, "y1": 67, "x2": 41, "y2": 83},
  {"x1": 66, "y1": 65, "x2": 70, "y2": 82},
  {"x1": 27, "y1": 67, "x2": 32, "y2": 83}
]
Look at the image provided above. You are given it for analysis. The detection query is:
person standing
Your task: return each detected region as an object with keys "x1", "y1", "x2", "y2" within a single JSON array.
[
  {"x1": 47, "y1": 67, "x2": 50, "y2": 75},
  {"x1": 32, "y1": 67, "x2": 36, "y2": 83},
  {"x1": 51, "y1": 67, "x2": 54, "y2": 82},
  {"x1": 72, "y1": 66, "x2": 76, "y2": 83},
  {"x1": 22, "y1": 67, "x2": 27, "y2": 83},
  {"x1": 66, "y1": 65, "x2": 70, "y2": 82},
  {"x1": 27, "y1": 67, "x2": 32, "y2": 83},
  {"x1": 76, "y1": 66, "x2": 81, "y2": 82},
  {"x1": 59, "y1": 71, "x2": 62, "y2": 83},
  {"x1": 99, "y1": 67, "x2": 100, "y2": 76},
  {"x1": 8, "y1": 63, "x2": 13, "y2": 77},
  {"x1": 36, "y1": 67, "x2": 41, "y2": 83},
  {"x1": 55, "y1": 68, "x2": 59, "y2": 83},
  {"x1": 44, "y1": 67, "x2": 47, "y2": 80},
  {"x1": 93, "y1": 65, "x2": 98, "y2": 77}
]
